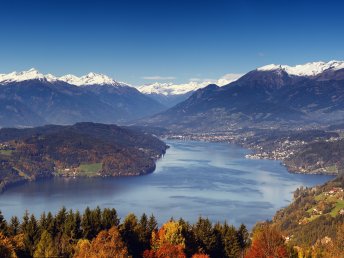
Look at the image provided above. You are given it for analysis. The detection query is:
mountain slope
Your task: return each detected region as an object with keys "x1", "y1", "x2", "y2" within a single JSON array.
[
  {"x1": 272, "y1": 175, "x2": 344, "y2": 250},
  {"x1": 82, "y1": 84, "x2": 164, "y2": 120},
  {"x1": 0, "y1": 69, "x2": 165, "y2": 127},
  {"x1": 142, "y1": 61, "x2": 344, "y2": 132}
]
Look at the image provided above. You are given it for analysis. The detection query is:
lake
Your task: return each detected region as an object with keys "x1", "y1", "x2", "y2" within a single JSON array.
[{"x1": 0, "y1": 140, "x2": 334, "y2": 228}]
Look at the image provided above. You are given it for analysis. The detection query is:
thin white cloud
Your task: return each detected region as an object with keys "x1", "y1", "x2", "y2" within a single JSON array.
[{"x1": 142, "y1": 76, "x2": 176, "y2": 80}]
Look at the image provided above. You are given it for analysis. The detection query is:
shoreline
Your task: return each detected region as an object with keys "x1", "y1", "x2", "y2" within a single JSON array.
[
  {"x1": 0, "y1": 137, "x2": 337, "y2": 194},
  {"x1": 164, "y1": 135, "x2": 340, "y2": 177},
  {"x1": 0, "y1": 150, "x2": 167, "y2": 194}
]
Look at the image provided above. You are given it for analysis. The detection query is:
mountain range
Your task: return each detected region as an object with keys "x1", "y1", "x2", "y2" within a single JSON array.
[
  {"x1": 0, "y1": 69, "x2": 165, "y2": 128},
  {"x1": 137, "y1": 73, "x2": 243, "y2": 107},
  {"x1": 2, "y1": 61, "x2": 344, "y2": 130},
  {"x1": 143, "y1": 61, "x2": 344, "y2": 132}
]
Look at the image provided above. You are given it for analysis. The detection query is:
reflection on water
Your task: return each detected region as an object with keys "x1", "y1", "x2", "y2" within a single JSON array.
[{"x1": 0, "y1": 140, "x2": 333, "y2": 228}]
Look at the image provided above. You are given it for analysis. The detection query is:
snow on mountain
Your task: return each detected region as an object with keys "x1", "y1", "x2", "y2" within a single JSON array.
[
  {"x1": 138, "y1": 73, "x2": 243, "y2": 95},
  {"x1": 0, "y1": 68, "x2": 128, "y2": 87},
  {"x1": 59, "y1": 72, "x2": 127, "y2": 86},
  {"x1": 0, "y1": 68, "x2": 58, "y2": 84},
  {"x1": 257, "y1": 60, "x2": 344, "y2": 76}
]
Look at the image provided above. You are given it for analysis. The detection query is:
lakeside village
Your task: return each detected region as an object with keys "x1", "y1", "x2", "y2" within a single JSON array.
[
  {"x1": 165, "y1": 131, "x2": 341, "y2": 160},
  {"x1": 165, "y1": 130, "x2": 343, "y2": 175}
]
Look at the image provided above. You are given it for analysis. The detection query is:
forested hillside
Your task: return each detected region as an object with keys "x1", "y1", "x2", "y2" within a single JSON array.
[
  {"x1": 0, "y1": 123, "x2": 167, "y2": 192},
  {"x1": 272, "y1": 175, "x2": 344, "y2": 257}
]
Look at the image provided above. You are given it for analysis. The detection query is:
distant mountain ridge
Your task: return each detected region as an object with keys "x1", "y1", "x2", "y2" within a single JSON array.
[
  {"x1": 142, "y1": 61, "x2": 344, "y2": 131},
  {"x1": 137, "y1": 73, "x2": 243, "y2": 107},
  {"x1": 0, "y1": 69, "x2": 165, "y2": 128},
  {"x1": 0, "y1": 68, "x2": 128, "y2": 86},
  {"x1": 257, "y1": 60, "x2": 344, "y2": 77}
]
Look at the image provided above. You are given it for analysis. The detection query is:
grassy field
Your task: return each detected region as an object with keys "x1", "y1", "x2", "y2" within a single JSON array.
[
  {"x1": 330, "y1": 200, "x2": 344, "y2": 217},
  {"x1": 0, "y1": 150, "x2": 13, "y2": 156},
  {"x1": 324, "y1": 165, "x2": 338, "y2": 173},
  {"x1": 307, "y1": 214, "x2": 321, "y2": 222},
  {"x1": 78, "y1": 163, "x2": 102, "y2": 176}
]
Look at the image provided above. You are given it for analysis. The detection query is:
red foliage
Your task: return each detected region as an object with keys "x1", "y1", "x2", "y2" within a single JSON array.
[
  {"x1": 143, "y1": 243, "x2": 186, "y2": 258},
  {"x1": 245, "y1": 224, "x2": 288, "y2": 258}
]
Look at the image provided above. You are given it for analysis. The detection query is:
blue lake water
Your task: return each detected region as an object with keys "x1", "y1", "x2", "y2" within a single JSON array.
[{"x1": 0, "y1": 140, "x2": 333, "y2": 228}]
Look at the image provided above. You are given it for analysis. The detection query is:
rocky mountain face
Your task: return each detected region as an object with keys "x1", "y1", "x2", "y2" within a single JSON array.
[
  {"x1": 142, "y1": 61, "x2": 344, "y2": 132},
  {"x1": 0, "y1": 69, "x2": 165, "y2": 128}
]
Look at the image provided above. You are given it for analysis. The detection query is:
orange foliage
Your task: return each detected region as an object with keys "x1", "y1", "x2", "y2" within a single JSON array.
[
  {"x1": 245, "y1": 224, "x2": 288, "y2": 258},
  {"x1": 74, "y1": 227, "x2": 128, "y2": 258},
  {"x1": 0, "y1": 232, "x2": 17, "y2": 258}
]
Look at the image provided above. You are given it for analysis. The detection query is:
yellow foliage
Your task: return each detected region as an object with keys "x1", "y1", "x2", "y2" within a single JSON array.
[
  {"x1": 73, "y1": 239, "x2": 91, "y2": 258},
  {"x1": 74, "y1": 227, "x2": 128, "y2": 258},
  {"x1": 152, "y1": 221, "x2": 185, "y2": 250}
]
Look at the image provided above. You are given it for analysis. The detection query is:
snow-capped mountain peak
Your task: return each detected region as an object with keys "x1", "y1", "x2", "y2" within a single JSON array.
[
  {"x1": 58, "y1": 72, "x2": 126, "y2": 86},
  {"x1": 0, "y1": 68, "x2": 58, "y2": 84},
  {"x1": 257, "y1": 60, "x2": 344, "y2": 76},
  {"x1": 0, "y1": 69, "x2": 128, "y2": 87}
]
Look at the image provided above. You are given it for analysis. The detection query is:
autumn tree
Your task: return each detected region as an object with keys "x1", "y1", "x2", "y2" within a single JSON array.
[
  {"x1": 73, "y1": 239, "x2": 91, "y2": 258},
  {"x1": 0, "y1": 232, "x2": 16, "y2": 258},
  {"x1": 74, "y1": 227, "x2": 128, "y2": 258},
  {"x1": 11, "y1": 233, "x2": 25, "y2": 258},
  {"x1": 245, "y1": 223, "x2": 289, "y2": 258},
  {"x1": 152, "y1": 220, "x2": 185, "y2": 249},
  {"x1": 144, "y1": 220, "x2": 186, "y2": 258},
  {"x1": 144, "y1": 242, "x2": 186, "y2": 258}
]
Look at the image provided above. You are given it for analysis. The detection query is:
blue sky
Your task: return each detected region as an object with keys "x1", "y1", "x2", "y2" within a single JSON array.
[{"x1": 1, "y1": 0, "x2": 344, "y2": 85}]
